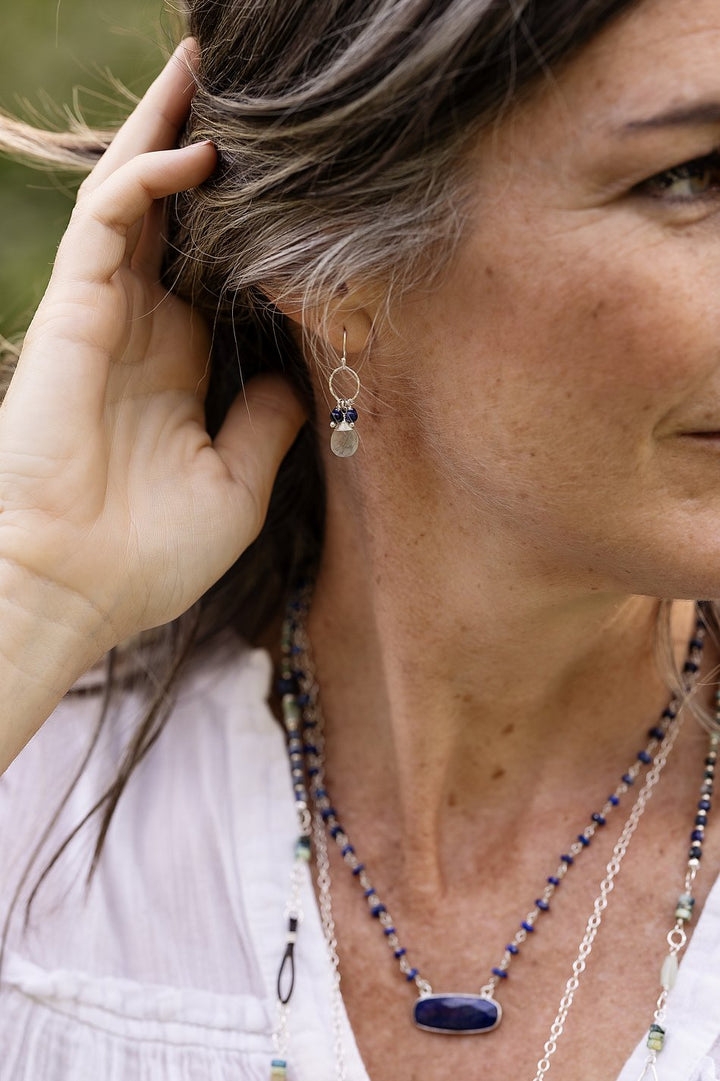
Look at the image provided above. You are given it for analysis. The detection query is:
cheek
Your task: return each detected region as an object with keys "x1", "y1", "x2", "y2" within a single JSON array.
[
  {"x1": 422, "y1": 222, "x2": 716, "y2": 469},
  {"x1": 385, "y1": 213, "x2": 720, "y2": 572}
]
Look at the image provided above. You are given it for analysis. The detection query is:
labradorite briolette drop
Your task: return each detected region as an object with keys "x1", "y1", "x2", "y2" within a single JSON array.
[
  {"x1": 330, "y1": 420, "x2": 359, "y2": 457},
  {"x1": 413, "y1": 993, "x2": 502, "y2": 1034}
]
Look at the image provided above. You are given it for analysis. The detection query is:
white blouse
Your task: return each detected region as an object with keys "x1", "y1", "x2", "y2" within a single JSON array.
[{"x1": 1, "y1": 628, "x2": 720, "y2": 1081}]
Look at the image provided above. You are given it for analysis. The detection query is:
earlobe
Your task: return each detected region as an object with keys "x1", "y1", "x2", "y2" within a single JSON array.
[
  {"x1": 266, "y1": 288, "x2": 375, "y2": 358},
  {"x1": 266, "y1": 289, "x2": 374, "y2": 460}
]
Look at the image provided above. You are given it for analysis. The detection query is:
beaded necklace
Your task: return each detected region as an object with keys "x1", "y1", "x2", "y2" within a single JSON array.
[{"x1": 271, "y1": 591, "x2": 712, "y2": 1079}]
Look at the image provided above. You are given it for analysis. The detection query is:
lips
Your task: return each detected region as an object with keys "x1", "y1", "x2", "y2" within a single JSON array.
[{"x1": 676, "y1": 430, "x2": 720, "y2": 443}]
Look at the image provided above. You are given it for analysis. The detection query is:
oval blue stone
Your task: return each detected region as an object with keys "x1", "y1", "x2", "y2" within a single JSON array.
[{"x1": 413, "y1": 993, "x2": 502, "y2": 1034}]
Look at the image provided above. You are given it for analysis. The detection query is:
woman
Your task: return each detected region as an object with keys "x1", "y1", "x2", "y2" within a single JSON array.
[{"x1": 1, "y1": 0, "x2": 719, "y2": 1077}]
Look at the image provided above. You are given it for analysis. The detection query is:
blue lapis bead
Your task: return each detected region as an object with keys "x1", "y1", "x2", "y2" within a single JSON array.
[
  {"x1": 535, "y1": 899, "x2": 550, "y2": 911},
  {"x1": 303, "y1": 743, "x2": 318, "y2": 755},
  {"x1": 492, "y1": 967, "x2": 508, "y2": 979},
  {"x1": 341, "y1": 844, "x2": 355, "y2": 857},
  {"x1": 684, "y1": 660, "x2": 700, "y2": 673},
  {"x1": 637, "y1": 751, "x2": 652, "y2": 765},
  {"x1": 699, "y1": 799, "x2": 712, "y2": 811},
  {"x1": 346, "y1": 407, "x2": 358, "y2": 423},
  {"x1": 547, "y1": 876, "x2": 560, "y2": 886},
  {"x1": 383, "y1": 926, "x2": 396, "y2": 936},
  {"x1": 648, "y1": 727, "x2": 665, "y2": 741},
  {"x1": 352, "y1": 863, "x2": 366, "y2": 876},
  {"x1": 291, "y1": 668, "x2": 305, "y2": 680},
  {"x1": 320, "y1": 807, "x2": 337, "y2": 820},
  {"x1": 690, "y1": 638, "x2": 704, "y2": 650},
  {"x1": 521, "y1": 920, "x2": 535, "y2": 933},
  {"x1": 394, "y1": 947, "x2": 407, "y2": 958},
  {"x1": 414, "y1": 994, "x2": 501, "y2": 1034},
  {"x1": 297, "y1": 693, "x2": 310, "y2": 706},
  {"x1": 690, "y1": 845, "x2": 703, "y2": 860},
  {"x1": 592, "y1": 813, "x2": 606, "y2": 826},
  {"x1": 277, "y1": 678, "x2": 295, "y2": 696},
  {"x1": 290, "y1": 644, "x2": 302, "y2": 654},
  {"x1": 307, "y1": 767, "x2": 319, "y2": 777},
  {"x1": 622, "y1": 773, "x2": 634, "y2": 785},
  {"x1": 329, "y1": 825, "x2": 343, "y2": 838},
  {"x1": 406, "y1": 968, "x2": 419, "y2": 981},
  {"x1": 691, "y1": 830, "x2": 704, "y2": 842},
  {"x1": 662, "y1": 707, "x2": 677, "y2": 720},
  {"x1": 577, "y1": 834, "x2": 590, "y2": 846},
  {"x1": 371, "y1": 904, "x2": 387, "y2": 917},
  {"x1": 561, "y1": 854, "x2": 574, "y2": 865},
  {"x1": 506, "y1": 943, "x2": 519, "y2": 955},
  {"x1": 331, "y1": 406, "x2": 344, "y2": 423},
  {"x1": 315, "y1": 788, "x2": 328, "y2": 799},
  {"x1": 609, "y1": 795, "x2": 620, "y2": 806},
  {"x1": 364, "y1": 888, "x2": 375, "y2": 897}
]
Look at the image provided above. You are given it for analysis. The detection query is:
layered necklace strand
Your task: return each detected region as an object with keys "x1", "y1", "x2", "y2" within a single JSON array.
[
  {"x1": 272, "y1": 591, "x2": 710, "y2": 1079},
  {"x1": 532, "y1": 691, "x2": 719, "y2": 1080}
]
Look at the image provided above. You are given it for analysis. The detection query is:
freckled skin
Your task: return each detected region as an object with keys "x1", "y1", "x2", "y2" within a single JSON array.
[
  {"x1": 359, "y1": 0, "x2": 720, "y2": 603},
  {"x1": 303, "y1": 2, "x2": 720, "y2": 1078}
]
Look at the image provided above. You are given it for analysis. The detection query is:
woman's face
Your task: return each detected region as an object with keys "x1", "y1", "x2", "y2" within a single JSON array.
[{"x1": 371, "y1": 0, "x2": 720, "y2": 600}]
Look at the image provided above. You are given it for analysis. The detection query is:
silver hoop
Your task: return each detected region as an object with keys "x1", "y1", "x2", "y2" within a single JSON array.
[{"x1": 328, "y1": 364, "x2": 361, "y2": 403}]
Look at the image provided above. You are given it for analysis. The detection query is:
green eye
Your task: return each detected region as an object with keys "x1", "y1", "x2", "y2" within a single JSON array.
[{"x1": 640, "y1": 152, "x2": 720, "y2": 200}]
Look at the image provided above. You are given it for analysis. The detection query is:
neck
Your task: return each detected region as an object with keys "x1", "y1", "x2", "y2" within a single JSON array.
[{"x1": 304, "y1": 467, "x2": 697, "y2": 896}]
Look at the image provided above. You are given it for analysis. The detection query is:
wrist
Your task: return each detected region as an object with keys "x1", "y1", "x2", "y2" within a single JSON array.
[{"x1": 0, "y1": 559, "x2": 116, "y2": 772}]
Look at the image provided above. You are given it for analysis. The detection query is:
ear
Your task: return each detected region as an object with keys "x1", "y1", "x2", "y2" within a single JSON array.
[{"x1": 269, "y1": 287, "x2": 376, "y2": 360}]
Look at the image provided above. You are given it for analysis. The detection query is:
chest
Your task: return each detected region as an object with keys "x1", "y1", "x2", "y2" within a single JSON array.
[
  {"x1": 311, "y1": 802, "x2": 720, "y2": 1081},
  {"x1": 334, "y1": 906, "x2": 655, "y2": 1081}
]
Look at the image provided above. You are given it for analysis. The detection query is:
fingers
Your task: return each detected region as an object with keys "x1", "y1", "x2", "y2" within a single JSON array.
[
  {"x1": 51, "y1": 141, "x2": 216, "y2": 286},
  {"x1": 81, "y1": 39, "x2": 201, "y2": 197},
  {"x1": 212, "y1": 376, "x2": 309, "y2": 539},
  {"x1": 129, "y1": 196, "x2": 170, "y2": 278}
]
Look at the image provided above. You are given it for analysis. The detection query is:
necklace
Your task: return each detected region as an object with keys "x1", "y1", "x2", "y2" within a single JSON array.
[
  {"x1": 272, "y1": 590, "x2": 710, "y2": 1078},
  {"x1": 532, "y1": 695, "x2": 719, "y2": 1080}
]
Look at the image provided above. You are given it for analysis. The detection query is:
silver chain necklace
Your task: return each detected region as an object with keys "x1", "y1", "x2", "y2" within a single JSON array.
[{"x1": 272, "y1": 591, "x2": 713, "y2": 1079}]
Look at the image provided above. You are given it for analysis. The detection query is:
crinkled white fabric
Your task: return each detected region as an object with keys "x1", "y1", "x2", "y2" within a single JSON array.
[{"x1": 1, "y1": 628, "x2": 720, "y2": 1081}]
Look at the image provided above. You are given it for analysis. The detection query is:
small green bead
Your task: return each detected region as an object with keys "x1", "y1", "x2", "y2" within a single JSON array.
[
  {"x1": 295, "y1": 836, "x2": 311, "y2": 861},
  {"x1": 675, "y1": 893, "x2": 695, "y2": 922},
  {"x1": 647, "y1": 1023, "x2": 665, "y2": 1052},
  {"x1": 283, "y1": 697, "x2": 301, "y2": 724}
]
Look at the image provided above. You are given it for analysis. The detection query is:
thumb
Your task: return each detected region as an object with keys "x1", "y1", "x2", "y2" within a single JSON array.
[{"x1": 212, "y1": 374, "x2": 309, "y2": 536}]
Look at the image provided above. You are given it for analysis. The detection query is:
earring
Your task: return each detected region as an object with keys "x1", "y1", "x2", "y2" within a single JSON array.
[{"x1": 328, "y1": 328, "x2": 360, "y2": 458}]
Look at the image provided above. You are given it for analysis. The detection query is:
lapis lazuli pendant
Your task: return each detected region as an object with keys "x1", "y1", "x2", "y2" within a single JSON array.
[{"x1": 413, "y1": 993, "x2": 502, "y2": 1034}]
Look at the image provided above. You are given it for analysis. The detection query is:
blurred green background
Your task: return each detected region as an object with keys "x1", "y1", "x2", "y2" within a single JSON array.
[{"x1": 0, "y1": 1, "x2": 178, "y2": 338}]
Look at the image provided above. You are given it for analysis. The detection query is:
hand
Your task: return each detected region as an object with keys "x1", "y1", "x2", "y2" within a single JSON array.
[{"x1": 0, "y1": 39, "x2": 306, "y2": 651}]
